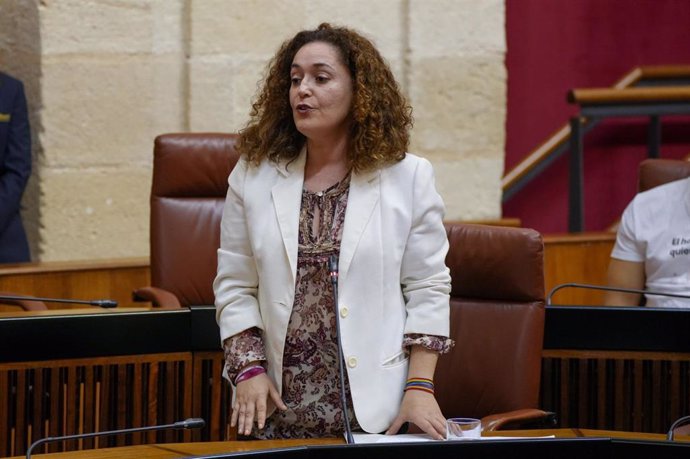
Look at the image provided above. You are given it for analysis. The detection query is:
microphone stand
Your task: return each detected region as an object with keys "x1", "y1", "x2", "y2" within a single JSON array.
[
  {"x1": 329, "y1": 255, "x2": 354, "y2": 445},
  {"x1": 0, "y1": 294, "x2": 118, "y2": 308},
  {"x1": 26, "y1": 418, "x2": 205, "y2": 458},
  {"x1": 546, "y1": 282, "x2": 690, "y2": 306}
]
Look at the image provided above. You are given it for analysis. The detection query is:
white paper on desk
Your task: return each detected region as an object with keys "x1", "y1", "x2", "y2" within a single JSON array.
[
  {"x1": 352, "y1": 433, "x2": 556, "y2": 444},
  {"x1": 352, "y1": 433, "x2": 433, "y2": 444},
  {"x1": 480, "y1": 435, "x2": 556, "y2": 440}
]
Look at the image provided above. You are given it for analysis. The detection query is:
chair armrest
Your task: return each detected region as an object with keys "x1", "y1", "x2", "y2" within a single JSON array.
[
  {"x1": 132, "y1": 286, "x2": 182, "y2": 309},
  {"x1": 481, "y1": 409, "x2": 557, "y2": 431}
]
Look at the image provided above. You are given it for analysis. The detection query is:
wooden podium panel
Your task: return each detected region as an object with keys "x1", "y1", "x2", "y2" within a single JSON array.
[
  {"x1": 0, "y1": 353, "x2": 193, "y2": 457},
  {"x1": 0, "y1": 309, "x2": 197, "y2": 457},
  {"x1": 190, "y1": 351, "x2": 234, "y2": 443},
  {"x1": 0, "y1": 307, "x2": 238, "y2": 457},
  {"x1": 5, "y1": 302, "x2": 690, "y2": 456},
  {"x1": 542, "y1": 306, "x2": 690, "y2": 434}
]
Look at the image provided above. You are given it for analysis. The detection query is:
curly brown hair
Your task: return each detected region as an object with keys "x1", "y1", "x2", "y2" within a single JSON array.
[{"x1": 238, "y1": 23, "x2": 413, "y2": 172}]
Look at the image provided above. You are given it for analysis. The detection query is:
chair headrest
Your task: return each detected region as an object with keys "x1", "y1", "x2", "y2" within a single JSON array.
[
  {"x1": 639, "y1": 158, "x2": 690, "y2": 193},
  {"x1": 445, "y1": 223, "x2": 544, "y2": 302},
  {"x1": 153, "y1": 133, "x2": 240, "y2": 198}
]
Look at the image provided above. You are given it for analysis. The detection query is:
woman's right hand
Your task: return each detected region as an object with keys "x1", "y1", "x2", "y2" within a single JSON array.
[{"x1": 232, "y1": 372, "x2": 287, "y2": 436}]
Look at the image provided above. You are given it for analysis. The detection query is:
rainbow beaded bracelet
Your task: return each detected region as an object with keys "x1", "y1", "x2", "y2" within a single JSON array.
[{"x1": 404, "y1": 377, "x2": 434, "y2": 395}]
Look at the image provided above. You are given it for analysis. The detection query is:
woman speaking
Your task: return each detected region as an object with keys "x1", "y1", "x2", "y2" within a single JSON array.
[{"x1": 214, "y1": 23, "x2": 452, "y2": 440}]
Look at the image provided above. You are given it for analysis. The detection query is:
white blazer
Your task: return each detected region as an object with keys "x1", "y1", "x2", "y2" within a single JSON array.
[{"x1": 214, "y1": 149, "x2": 451, "y2": 433}]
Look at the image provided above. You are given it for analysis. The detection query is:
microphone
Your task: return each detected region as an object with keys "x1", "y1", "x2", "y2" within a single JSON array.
[
  {"x1": 25, "y1": 417, "x2": 205, "y2": 458},
  {"x1": 0, "y1": 293, "x2": 118, "y2": 309},
  {"x1": 667, "y1": 415, "x2": 690, "y2": 441},
  {"x1": 546, "y1": 282, "x2": 690, "y2": 306},
  {"x1": 328, "y1": 254, "x2": 354, "y2": 445}
]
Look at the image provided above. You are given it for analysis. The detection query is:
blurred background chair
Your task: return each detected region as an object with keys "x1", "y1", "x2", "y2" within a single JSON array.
[
  {"x1": 133, "y1": 133, "x2": 240, "y2": 308},
  {"x1": 435, "y1": 223, "x2": 554, "y2": 431},
  {"x1": 638, "y1": 157, "x2": 690, "y2": 192}
]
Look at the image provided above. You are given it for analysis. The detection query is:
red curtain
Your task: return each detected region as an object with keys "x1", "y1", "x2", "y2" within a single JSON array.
[{"x1": 504, "y1": 0, "x2": 690, "y2": 232}]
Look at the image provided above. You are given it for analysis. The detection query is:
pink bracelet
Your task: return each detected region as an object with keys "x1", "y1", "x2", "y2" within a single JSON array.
[{"x1": 234, "y1": 365, "x2": 266, "y2": 384}]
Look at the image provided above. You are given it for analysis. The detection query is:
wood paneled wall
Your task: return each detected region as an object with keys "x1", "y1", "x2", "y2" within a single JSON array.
[
  {"x1": 0, "y1": 258, "x2": 150, "y2": 311},
  {"x1": 543, "y1": 233, "x2": 616, "y2": 305}
]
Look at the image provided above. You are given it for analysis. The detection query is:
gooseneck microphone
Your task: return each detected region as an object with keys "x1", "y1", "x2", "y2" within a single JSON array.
[
  {"x1": 26, "y1": 417, "x2": 205, "y2": 458},
  {"x1": 667, "y1": 415, "x2": 690, "y2": 441},
  {"x1": 0, "y1": 294, "x2": 118, "y2": 308},
  {"x1": 546, "y1": 282, "x2": 690, "y2": 306},
  {"x1": 328, "y1": 254, "x2": 354, "y2": 445}
]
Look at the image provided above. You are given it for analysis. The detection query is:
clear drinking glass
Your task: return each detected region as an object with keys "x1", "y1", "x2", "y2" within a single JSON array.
[{"x1": 446, "y1": 417, "x2": 482, "y2": 440}]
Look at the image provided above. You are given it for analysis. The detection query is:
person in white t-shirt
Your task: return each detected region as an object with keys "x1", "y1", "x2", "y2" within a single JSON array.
[{"x1": 605, "y1": 176, "x2": 690, "y2": 307}]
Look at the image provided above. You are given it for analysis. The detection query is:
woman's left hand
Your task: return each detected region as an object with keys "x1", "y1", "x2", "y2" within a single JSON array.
[{"x1": 385, "y1": 390, "x2": 447, "y2": 440}]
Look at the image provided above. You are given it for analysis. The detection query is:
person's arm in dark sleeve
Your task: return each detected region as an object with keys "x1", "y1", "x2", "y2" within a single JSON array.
[{"x1": 0, "y1": 79, "x2": 31, "y2": 234}]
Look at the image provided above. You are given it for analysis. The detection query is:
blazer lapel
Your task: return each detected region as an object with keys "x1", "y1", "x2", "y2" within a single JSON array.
[
  {"x1": 339, "y1": 169, "x2": 380, "y2": 283},
  {"x1": 271, "y1": 150, "x2": 306, "y2": 285}
]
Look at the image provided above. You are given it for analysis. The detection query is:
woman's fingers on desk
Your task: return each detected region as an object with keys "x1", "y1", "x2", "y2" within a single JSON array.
[
  {"x1": 385, "y1": 390, "x2": 446, "y2": 440},
  {"x1": 232, "y1": 374, "x2": 286, "y2": 435},
  {"x1": 232, "y1": 374, "x2": 269, "y2": 435}
]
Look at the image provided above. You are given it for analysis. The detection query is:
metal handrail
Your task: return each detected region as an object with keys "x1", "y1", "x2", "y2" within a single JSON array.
[{"x1": 502, "y1": 65, "x2": 690, "y2": 205}]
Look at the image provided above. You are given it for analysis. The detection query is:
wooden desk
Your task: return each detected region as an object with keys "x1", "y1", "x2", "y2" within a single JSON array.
[
  {"x1": 11, "y1": 438, "x2": 338, "y2": 458},
  {"x1": 9, "y1": 429, "x2": 688, "y2": 458},
  {"x1": 0, "y1": 307, "x2": 154, "y2": 318},
  {"x1": 5, "y1": 306, "x2": 690, "y2": 457}
]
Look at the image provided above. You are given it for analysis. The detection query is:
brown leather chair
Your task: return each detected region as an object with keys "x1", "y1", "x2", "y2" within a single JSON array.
[
  {"x1": 638, "y1": 158, "x2": 690, "y2": 192},
  {"x1": 435, "y1": 223, "x2": 553, "y2": 431},
  {"x1": 134, "y1": 133, "x2": 552, "y2": 431},
  {"x1": 133, "y1": 133, "x2": 240, "y2": 308}
]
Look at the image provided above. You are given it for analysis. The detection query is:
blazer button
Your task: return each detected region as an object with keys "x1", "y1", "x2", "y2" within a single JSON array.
[
  {"x1": 347, "y1": 356, "x2": 357, "y2": 368},
  {"x1": 340, "y1": 306, "x2": 349, "y2": 318}
]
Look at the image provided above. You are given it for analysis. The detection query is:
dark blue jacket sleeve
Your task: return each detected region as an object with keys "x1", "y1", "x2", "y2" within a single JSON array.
[{"x1": 0, "y1": 78, "x2": 32, "y2": 234}]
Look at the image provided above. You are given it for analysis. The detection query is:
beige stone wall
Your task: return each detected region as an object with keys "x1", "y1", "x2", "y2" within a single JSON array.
[
  {"x1": 409, "y1": 0, "x2": 506, "y2": 220},
  {"x1": 0, "y1": 0, "x2": 505, "y2": 262}
]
